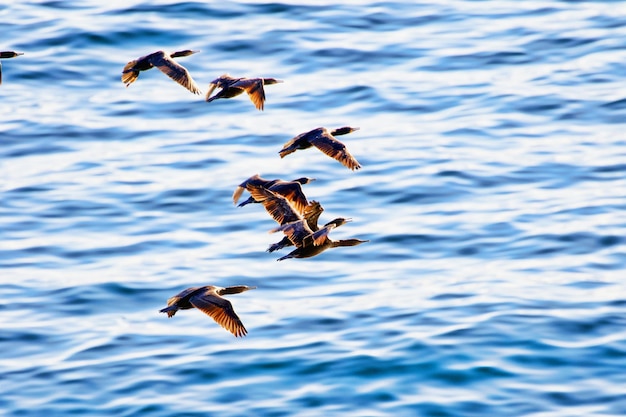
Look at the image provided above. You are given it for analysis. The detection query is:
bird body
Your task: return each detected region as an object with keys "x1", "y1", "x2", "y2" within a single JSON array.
[
  {"x1": 159, "y1": 285, "x2": 255, "y2": 337},
  {"x1": 0, "y1": 51, "x2": 23, "y2": 85},
  {"x1": 279, "y1": 126, "x2": 362, "y2": 170},
  {"x1": 205, "y1": 74, "x2": 283, "y2": 110},
  {"x1": 122, "y1": 50, "x2": 201, "y2": 94}
]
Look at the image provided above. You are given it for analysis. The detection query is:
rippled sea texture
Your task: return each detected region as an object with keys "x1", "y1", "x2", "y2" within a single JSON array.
[{"x1": 2, "y1": 1, "x2": 626, "y2": 416}]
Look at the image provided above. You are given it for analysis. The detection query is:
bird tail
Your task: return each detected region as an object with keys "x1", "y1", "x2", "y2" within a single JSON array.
[
  {"x1": 276, "y1": 253, "x2": 293, "y2": 261},
  {"x1": 237, "y1": 197, "x2": 255, "y2": 208},
  {"x1": 267, "y1": 241, "x2": 286, "y2": 253},
  {"x1": 278, "y1": 147, "x2": 295, "y2": 158},
  {"x1": 159, "y1": 305, "x2": 178, "y2": 318}
]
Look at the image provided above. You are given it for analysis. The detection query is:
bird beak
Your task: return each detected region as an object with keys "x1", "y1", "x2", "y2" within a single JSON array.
[
  {"x1": 344, "y1": 218, "x2": 353, "y2": 223},
  {"x1": 16, "y1": 52, "x2": 24, "y2": 56},
  {"x1": 352, "y1": 127, "x2": 361, "y2": 131}
]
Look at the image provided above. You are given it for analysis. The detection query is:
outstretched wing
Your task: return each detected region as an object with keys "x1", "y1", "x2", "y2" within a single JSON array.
[
  {"x1": 309, "y1": 223, "x2": 335, "y2": 246},
  {"x1": 246, "y1": 185, "x2": 301, "y2": 225},
  {"x1": 303, "y1": 201, "x2": 324, "y2": 230},
  {"x1": 271, "y1": 219, "x2": 314, "y2": 248},
  {"x1": 150, "y1": 51, "x2": 202, "y2": 95},
  {"x1": 233, "y1": 78, "x2": 266, "y2": 110},
  {"x1": 232, "y1": 185, "x2": 246, "y2": 205},
  {"x1": 190, "y1": 292, "x2": 247, "y2": 337},
  {"x1": 309, "y1": 130, "x2": 361, "y2": 170},
  {"x1": 233, "y1": 174, "x2": 266, "y2": 205},
  {"x1": 269, "y1": 182, "x2": 309, "y2": 214}
]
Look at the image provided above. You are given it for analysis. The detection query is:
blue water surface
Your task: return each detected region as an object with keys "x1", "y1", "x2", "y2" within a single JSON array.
[{"x1": 1, "y1": 1, "x2": 626, "y2": 416}]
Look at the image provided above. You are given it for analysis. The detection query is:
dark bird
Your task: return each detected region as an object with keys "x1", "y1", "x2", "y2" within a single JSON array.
[
  {"x1": 234, "y1": 174, "x2": 315, "y2": 214},
  {"x1": 0, "y1": 51, "x2": 23, "y2": 85},
  {"x1": 267, "y1": 201, "x2": 350, "y2": 253},
  {"x1": 205, "y1": 74, "x2": 283, "y2": 110},
  {"x1": 122, "y1": 50, "x2": 201, "y2": 94},
  {"x1": 271, "y1": 218, "x2": 367, "y2": 261},
  {"x1": 246, "y1": 185, "x2": 367, "y2": 260},
  {"x1": 159, "y1": 285, "x2": 256, "y2": 337},
  {"x1": 279, "y1": 126, "x2": 362, "y2": 170}
]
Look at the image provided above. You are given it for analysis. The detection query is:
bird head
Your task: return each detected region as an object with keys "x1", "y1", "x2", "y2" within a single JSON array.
[
  {"x1": 329, "y1": 218, "x2": 352, "y2": 227},
  {"x1": 331, "y1": 126, "x2": 360, "y2": 136},
  {"x1": 294, "y1": 177, "x2": 316, "y2": 184},
  {"x1": 170, "y1": 50, "x2": 200, "y2": 58},
  {"x1": 220, "y1": 285, "x2": 257, "y2": 295},
  {"x1": 0, "y1": 51, "x2": 24, "y2": 58}
]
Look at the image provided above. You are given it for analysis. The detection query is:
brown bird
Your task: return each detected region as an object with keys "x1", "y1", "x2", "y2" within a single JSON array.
[
  {"x1": 279, "y1": 126, "x2": 362, "y2": 170},
  {"x1": 233, "y1": 174, "x2": 315, "y2": 214},
  {"x1": 122, "y1": 50, "x2": 201, "y2": 94},
  {"x1": 159, "y1": 285, "x2": 256, "y2": 337},
  {"x1": 267, "y1": 201, "x2": 351, "y2": 253},
  {"x1": 0, "y1": 51, "x2": 24, "y2": 85},
  {"x1": 205, "y1": 74, "x2": 283, "y2": 110},
  {"x1": 271, "y1": 218, "x2": 367, "y2": 261},
  {"x1": 247, "y1": 185, "x2": 367, "y2": 260}
]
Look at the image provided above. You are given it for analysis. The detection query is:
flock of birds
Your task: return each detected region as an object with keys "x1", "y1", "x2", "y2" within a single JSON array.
[{"x1": 2, "y1": 49, "x2": 368, "y2": 338}]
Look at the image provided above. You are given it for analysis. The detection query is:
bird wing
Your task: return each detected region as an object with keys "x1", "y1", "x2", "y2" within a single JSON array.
[
  {"x1": 271, "y1": 220, "x2": 314, "y2": 248},
  {"x1": 150, "y1": 52, "x2": 202, "y2": 95},
  {"x1": 190, "y1": 292, "x2": 247, "y2": 337},
  {"x1": 269, "y1": 182, "x2": 309, "y2": 214},
  {"x1": 232, "y1": 78, "x2": 266, "y2": 110},
  {"x1": 304, "y1": 201, "x2": 324, "y2": 231},
  {"x1": 309, "y1": 223, "x2": 335, "y2": 246},
  {"x1": 309, "y1": 130, "x2": 361, "y2": 170},
  {"x1": 246, "y1": 185, "x2": 301, "y2": 225},
  {"x1": 204, "y1": 82, "x2": 218, "y2": 101},
  {"x1": 232, "y1": 186, "x2": 245, "y2": 205},
  {"x1": 233, "y1": 174, "x2": 266, "y2": 205}
]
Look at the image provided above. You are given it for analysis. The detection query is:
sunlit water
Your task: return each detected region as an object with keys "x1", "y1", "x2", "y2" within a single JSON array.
[{"x1": 2, "y1": 1, "x2": 626, "y2": 416}]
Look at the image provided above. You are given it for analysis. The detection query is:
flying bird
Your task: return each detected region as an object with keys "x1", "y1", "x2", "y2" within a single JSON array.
[
  {"x1": 159, "y1": 285, "x2": 256, "y2": 337},
  {"x1": 279, "y1": 126, "x2": 362, "y2": 170},
  {"x1": 267, "y1": 201, "x2": 346, "y2": 253},
  {"x1": 271, "y1": 217, "x2": 367, "y2": 261},
  {"x1": 0, "y1": 51, "x2": 24, "y2": 85},
  {"x1": 122, "y1": 50, "x2": 202, "y2": 94},
  {"x1": 233, "y1": 174, "x2": 315, "y2": 215},
  {"x1": 246, "y1": 185, "x2": 367, "y2": 260},
  {"x1": 205, "y1": 74, "x2": 283, "y2": 110}
]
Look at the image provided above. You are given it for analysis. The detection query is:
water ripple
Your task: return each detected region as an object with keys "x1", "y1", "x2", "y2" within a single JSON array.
[{"x1": 2, "y1": 1, "x2": 626, "y2": 416}]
